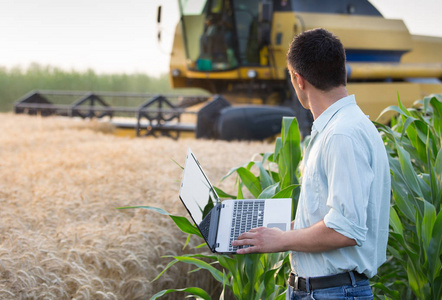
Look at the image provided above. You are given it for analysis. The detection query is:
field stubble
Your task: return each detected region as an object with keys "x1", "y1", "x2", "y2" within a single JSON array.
[{"x1": 0, "y1": 113, "x2": 273, "y2": 299}]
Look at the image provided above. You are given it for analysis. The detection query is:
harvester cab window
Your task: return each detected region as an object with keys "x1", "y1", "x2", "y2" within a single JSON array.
[
  {"x1": 198, "y1": 0, "x2": 237, "y2": 70},
  {"x1": 233, "y1": 0, "x2": 260, "y2": 66},
  {"x1": 180, "y1": 0, "x2": 270, "y2": 72},
  {"x1": 179, "y1": 0, "x2": 238, "y2": 71}
]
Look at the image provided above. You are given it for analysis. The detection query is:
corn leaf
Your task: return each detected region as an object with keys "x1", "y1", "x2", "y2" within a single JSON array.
[
  {"x1": 150, "y1": 259, "x2": 179, "y2": 283},
  {"x1": 248, "y1": 254, "x2": 267, "y2": 295},
  {"x1": 237, "y1": 178, "x2": 244, "y2": 200},
  {"x1": 236, "y1": 167, "x2": 262, "y2": 198},
  {"x1": 254, "y1": 161, "x2": 274, "y2": 190},
  {"x1": 261, "y1": 152, "x2": 274, "y2": 163},
  {"x1": 428, "y1": 212, "x2": 442, "y2": 281},
  {"x1": 163, "y1": 253, "x2": 219, "y2": 260},
  {"x1": 401, "y1": 115, "x2": 418, "y2": 142},
  {"x1": 389, "y1": 232, "x2": 419, "y2": 262},
  {"x1": 196, "y1": 242, "x2": 208, "y2": 249},
  {"x1": 433, "y1": 276, "x2": 442, "y2": 300},
  {"x1": 435, "y1": 148, "x2": 442, "y2": 208},
  {"x1": 389, "y1": 207, "x2": 403, "y2": 235},
  {"x1": 217, "y1": 255, "x2": 236, "y2": 274},
  {"x1": 171, "y1": 158, "x2": 184, "y2": 170},
  {"x1": 377, "y1": 105, "x2": 408, "y2": 122},
  {"x1": 221, "y1": 165, "x2": 244, "y2": 182},
  {"x1": 264, "y1": 268, "x2": 279, "y2": 298},
  {"x1": 116, "y1": 206, "x2": 202, "y2": 237},
  {"x1": 275, "y1": 292, "x2": 287, "y2": 300},
  {"x1": 279, "y1": 117, "x2": 301, "y2": 189},
  {"x1": 254, "y1": 281, "x2": 266, "y2": 300},
  {"x1": 221, "y1": 270, "x2": 229, "y2": 300},
  {"x1": 116, "y1": 205, "x2": 170, "y2": 215},
  {"x1": 258, "y1": 182, "x2": 280, "y2": 199},
  {"x1": 371, "y1": 282, "x2": 401, "y2": 299},
  {"x1": 397, "y1": 94, "x2": 412, "y2": 117},
  {"x1": 213, "y1": 186, "x2": 237, "y2": 199},
  {"x1": 394, "y1": 140, "x2": 424, "y2": 201},
  {"x1": 407, "y1": 257, "x2": 430, "y2": 299},
  {"x1": 272, "y1": 184, "x2": 298, "y2": 199},
  {"x1": 183, "y1": 233, "x2": 192, "y2": 249},
  {"x1": 150, "y1": 287, "x2": 211, "y2": 300},
  {"x1": 169, "y1": 215, "x2": 202, "y2": 237},
  {"x1": 422, "y1": 201, "x2": 436, "y2": 250},
  {"x1": 221, "y1": 161, "x2": 254, "y2": 182},
  {"x1": 273, "y1": 137, "x2": 282, "y2": 162},
  {"x1": 430, "y1": 96, "x2": 442, "y2": 138},
  {"x1": 174, "y1": 256, "x2": 224, "y2": 283},
  {"x1": 389, "y1": 156, "x2": 418, "y2": 222}
]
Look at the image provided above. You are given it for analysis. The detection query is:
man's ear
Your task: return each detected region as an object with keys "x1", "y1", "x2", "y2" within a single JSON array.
[{"x1": 295, "y1": 73, "x2": 305, "y2": 90}]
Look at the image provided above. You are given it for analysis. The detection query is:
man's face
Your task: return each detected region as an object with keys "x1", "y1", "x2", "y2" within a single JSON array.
[{"x1": 289, "y1": 67, "x2": 309, "y2": 110}]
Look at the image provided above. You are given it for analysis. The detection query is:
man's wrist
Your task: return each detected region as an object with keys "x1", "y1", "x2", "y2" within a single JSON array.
[{"x1": 280, "y1": 229, "x2": 296, "y2": 252}]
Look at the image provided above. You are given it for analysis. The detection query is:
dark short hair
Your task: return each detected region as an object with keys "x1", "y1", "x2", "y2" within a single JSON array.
[{"x1": 287, "y1": 28, "x2": 347, "y2": 91}]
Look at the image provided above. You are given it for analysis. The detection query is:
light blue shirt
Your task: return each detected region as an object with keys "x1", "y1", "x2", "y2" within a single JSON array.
[{"x1": 291, "y1": 95, "x2": 391, "y2": 278}]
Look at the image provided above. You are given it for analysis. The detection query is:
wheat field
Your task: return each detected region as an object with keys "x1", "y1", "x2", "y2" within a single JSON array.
[{"x1": 0, "y1": 113, "x2": 273, "y2": 299}]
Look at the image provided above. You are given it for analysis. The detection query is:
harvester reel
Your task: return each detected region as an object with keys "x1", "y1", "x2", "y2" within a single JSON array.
[
  {"x1": 136, "y1": 95, "x2": 181, "y2": 140},
  {"x1": 71, "y1": 93, "x2": 113, "y2": 119}
]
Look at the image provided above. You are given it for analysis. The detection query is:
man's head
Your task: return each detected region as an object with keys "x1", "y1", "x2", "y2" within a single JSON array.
[{"x1": 287, "y1": 28, "x2": 347, "y2": 91}]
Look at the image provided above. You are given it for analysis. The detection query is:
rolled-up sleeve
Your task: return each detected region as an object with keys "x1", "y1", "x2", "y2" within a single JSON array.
[{"x1": 323, "y1": 134, "x2": 373, "y2": 246}]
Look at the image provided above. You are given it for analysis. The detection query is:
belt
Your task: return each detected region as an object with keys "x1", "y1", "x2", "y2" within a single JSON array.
[{"x1": 288, "y1": 271, "x2": 368, "y2": 292}]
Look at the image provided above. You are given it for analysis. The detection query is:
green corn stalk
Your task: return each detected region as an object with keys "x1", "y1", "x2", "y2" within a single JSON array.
[
  {"x1": 118, "y1": 117, "x2": 302, "y2": 300},
  {"x1": 373, "y1": 94, "x2": 442, "y2": 300}
]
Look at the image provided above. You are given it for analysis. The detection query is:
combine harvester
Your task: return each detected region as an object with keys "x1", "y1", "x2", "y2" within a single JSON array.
[{"x1": 15, "y1": 0, "x2": 442, "y2": 140}]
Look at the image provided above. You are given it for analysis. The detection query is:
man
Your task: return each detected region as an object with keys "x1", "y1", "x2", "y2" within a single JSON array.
[{"x1": 231, "y1": 28, "x2": 391, "y2": 299}]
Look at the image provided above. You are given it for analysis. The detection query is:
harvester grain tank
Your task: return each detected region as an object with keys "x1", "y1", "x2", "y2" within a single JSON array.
[{"x1": 164, "y1": 0, "x2": 442, "y2": 138}]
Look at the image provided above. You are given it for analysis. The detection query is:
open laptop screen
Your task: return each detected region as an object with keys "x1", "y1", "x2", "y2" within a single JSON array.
[{"x1": 179, "y1": 149, "x2": 218, "y2": 225}]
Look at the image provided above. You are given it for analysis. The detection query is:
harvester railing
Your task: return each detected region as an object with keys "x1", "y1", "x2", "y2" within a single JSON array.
[{"x1": 14, "y1": 90, "x2": 209, "y2": 139}]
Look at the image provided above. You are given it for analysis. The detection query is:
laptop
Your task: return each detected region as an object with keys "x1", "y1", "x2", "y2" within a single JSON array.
[{"x1": 179, "y1": 148, "x2": 292, "y2": 254}]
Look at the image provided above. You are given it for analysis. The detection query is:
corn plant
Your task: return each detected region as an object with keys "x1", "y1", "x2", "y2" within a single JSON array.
[
  {"x1": 119, "y1": 117, "x2": 302, "y2": 299},
  {"x1": 373, "y1": 94, "x2": 442, "y2": 299}
]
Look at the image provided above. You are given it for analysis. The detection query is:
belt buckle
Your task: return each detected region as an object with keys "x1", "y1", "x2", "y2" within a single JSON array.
[
  {"x1": 289, "y1": 273, "x2": 299, "y2": 290},
  {"x1": 294, "y1": 275, "x2": 299, "y2": 290}
]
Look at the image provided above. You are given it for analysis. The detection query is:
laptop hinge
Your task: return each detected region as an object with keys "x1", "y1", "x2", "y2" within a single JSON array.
[{"x1": 209, "y1": 202, "x2": 222, "y2": 251}]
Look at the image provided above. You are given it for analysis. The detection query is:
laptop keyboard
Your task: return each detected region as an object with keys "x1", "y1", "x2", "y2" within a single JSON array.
[{"x1": 229, "y1": 200, "x2": 265, "y2": 252}]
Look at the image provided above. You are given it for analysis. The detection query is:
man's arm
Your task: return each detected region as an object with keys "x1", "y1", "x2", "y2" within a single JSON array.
[{"x1": 231, "y1": 220, "x2": 356, "y2": 255}]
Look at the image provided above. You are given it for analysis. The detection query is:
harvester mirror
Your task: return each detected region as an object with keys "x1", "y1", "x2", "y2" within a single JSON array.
[
  {"x1": 157, "y1": 5, "x2": 162, "y2": 23},
  {"x1": 157, "y1": 6, "x2": 162, "y2": 42}
]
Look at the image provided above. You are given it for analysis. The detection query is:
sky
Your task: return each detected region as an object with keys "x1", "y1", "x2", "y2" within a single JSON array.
[{"x1": 0, "y1": 0, "x2": 441, "y2": 76}]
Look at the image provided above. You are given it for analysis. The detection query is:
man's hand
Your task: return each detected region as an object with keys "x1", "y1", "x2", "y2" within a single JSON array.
[
  {"x1": 231, "y1": 220, "x2": 357, "y2": 255},
  {"x1": 231, "y1": 227, "x2": 287, "y2": 254}
]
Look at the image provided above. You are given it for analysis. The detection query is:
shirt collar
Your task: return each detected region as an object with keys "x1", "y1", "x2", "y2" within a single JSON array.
[{"x1": 312, "y1": 94, "x2": 356, "y2": 134}]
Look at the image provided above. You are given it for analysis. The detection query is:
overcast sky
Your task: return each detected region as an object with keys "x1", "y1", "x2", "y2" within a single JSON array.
[{"x1": 0, "y1": 0, "x2": 440, "y2": 76}]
